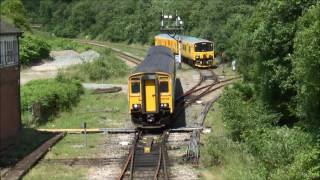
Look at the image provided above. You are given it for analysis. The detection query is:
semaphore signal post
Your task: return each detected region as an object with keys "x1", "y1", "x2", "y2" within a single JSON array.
[{"x1": 160, "y1": 10, "x2": 184, "y2": 69}]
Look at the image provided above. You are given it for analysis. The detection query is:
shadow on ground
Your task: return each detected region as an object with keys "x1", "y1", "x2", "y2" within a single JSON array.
[
  {"x1": 170, "y1": 78, "x2": 186, "y2": 128},
  {"x1": 0, "y1": 128, "x2": 55, "y2": 168}
]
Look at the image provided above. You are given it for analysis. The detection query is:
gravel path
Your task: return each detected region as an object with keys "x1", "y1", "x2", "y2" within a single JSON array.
[
  {"x1": 31, "y1": 50, "x2": 100, "y2": 71},
  {"x1": 20, "y1": 50, "x2": 100, "y2": 85}
]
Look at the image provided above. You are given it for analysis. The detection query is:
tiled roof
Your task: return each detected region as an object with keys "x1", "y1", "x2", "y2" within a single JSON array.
[{"x1": 0, "y1": 20, "x2": 22, "y2": 35}]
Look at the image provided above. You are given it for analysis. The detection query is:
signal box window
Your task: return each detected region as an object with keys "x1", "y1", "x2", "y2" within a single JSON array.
[
  {"x1": 131, "y1": 82, "x2": 140, "y2": 94},
  {"x1": 160, "y1": 81, "x2": 168, "y2": 93}
]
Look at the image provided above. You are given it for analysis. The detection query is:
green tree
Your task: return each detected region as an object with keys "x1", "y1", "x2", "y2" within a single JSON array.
[
  {"x1": 293, "y1": 3, "x2": 320, "y2": 129},
  {"x1": 0, "y1": 0, "x2": 30, "y2": 30}
]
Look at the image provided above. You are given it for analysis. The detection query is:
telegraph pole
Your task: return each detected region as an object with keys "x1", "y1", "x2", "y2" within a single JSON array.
[{"x1": 160, "y1": 10, "x2": 184, "y2": 69}]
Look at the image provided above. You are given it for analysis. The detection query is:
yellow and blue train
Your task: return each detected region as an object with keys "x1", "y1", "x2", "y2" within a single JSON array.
[
  {"x1": 155, "y1": 34, "x2": 215, "y2": 68},
  {"x1": 128, "y1": 46, "x2": 176, "y2": 128}
]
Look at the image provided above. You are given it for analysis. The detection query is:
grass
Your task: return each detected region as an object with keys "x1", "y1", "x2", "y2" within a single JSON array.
[
  {"x1": 61, "y1": 67, "x2": 130, "y2": 84},
  {"x1": 214, "y1": 63, "x2": 239, "y2": 76},
  {"x1": 33, "y1": 30, "x2": 92, "y2": 52},
  {"x1": 25, "y1": 165, "x2": 87, "y2": 180},
  {"x1": 60, "y1": 49, "x2": 131, "y2": 84},
  {"x1": 43, "y1": 134, "x2": 104, "y2": 159},
  {"x1": 36, "y1": 90, "x2": 128, "y2": 129},
  {"x1": 200, "y1": 103, "x2": 262, "y2": 180},
  {"x1": 99, "y1": 41, "x2": 149, "y2": 58},
  {"x1": 24, "y1": 134, "x2": 104, "y2": 180}
]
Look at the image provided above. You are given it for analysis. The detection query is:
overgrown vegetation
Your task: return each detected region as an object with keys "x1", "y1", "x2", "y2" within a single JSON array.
[
  {"x1": 21, "y1": 76, "x2": 84, "y2": 125},
  {"x1": 62, "y1": 49, "x2": 130, "y2": 82},
  {"x1": 20, "y1": 34, "x2": 51, "y2": 64},
  {"x1": 24, "y1": 134, "x2": 104, "y2": 179},
  {"x1": 203, "y1": 83, "x2": 320, "y2": 179},
  {"x1": 38, "y1": 91, "x2": 128, "y2": 129},
  {"x1": 0, "y1": 0, "x2": 30, "y2": 31},
  {"x1": 0, "y1": 0, "x2": 51, "y2": 65}
]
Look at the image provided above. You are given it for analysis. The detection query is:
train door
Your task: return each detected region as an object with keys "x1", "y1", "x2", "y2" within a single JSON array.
[{"x1": 144, "y1": 79, "x2": 157, "y2": 112}]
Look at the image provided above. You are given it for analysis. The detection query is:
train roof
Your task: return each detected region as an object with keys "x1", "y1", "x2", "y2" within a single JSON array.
[
  {"x1": 133, "y1": 46, "x2": 175, "y2": 75},
  {"x1": 155, "y1": 34, "x2": 212, "y2": 44}
]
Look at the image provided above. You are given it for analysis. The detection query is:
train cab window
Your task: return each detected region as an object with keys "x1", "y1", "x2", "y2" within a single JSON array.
[
  {"x1": 195, "y1": 42, "x2": 213, "y2": 52},
  {"x1": 160, "y1": 81, "x2": 169, "y2": 93},
  {"x1": 131, "y1": 82, "x2": 140, "y2": 94}
]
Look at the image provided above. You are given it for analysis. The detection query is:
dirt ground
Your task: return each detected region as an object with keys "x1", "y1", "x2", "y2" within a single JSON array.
[
  {"x1": 20, "y1": 50, "x2": 100, "y2": 85},
  {"x1": 87, "y1": 133, "x2": 135, "y2": 180}
]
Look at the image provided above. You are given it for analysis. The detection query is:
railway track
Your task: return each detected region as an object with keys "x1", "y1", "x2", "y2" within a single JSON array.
[
  {"x1": 77, "y1": 39, "x2": 241, "y2": 176},
  {"x1": 176, "y1": 69, "x2": 240, "y2": 114},
  {"x1": 117, "y1": 130, "x2": 169, "y2": 180},
  {"x1": 76, "y1": 40, "x2": 142, "y2": 65}
]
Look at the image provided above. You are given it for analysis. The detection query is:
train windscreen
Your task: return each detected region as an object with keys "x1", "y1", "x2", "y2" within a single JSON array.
[
  {"x1": 160, "y1": 81, "x2": 168, "y2": 93},
  {"x1": 195, "y1": 42, "x2": 213, "y2": 52},
  {"x1": 131, "y1": 82, "x2": 140, "y2": 93}
]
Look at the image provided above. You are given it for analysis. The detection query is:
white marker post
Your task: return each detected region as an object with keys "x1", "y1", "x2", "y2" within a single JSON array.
[{"x1": 178, "y1": 36, "x2": 182, "y2": 69}]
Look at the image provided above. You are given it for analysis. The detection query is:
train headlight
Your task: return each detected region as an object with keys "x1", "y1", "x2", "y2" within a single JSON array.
[
  {"x1": 160, "y1": 103, "x2": 169, "y2": 108},
  {"x1": 132, "y1": 104, "x2": 141, "y2": 109}
]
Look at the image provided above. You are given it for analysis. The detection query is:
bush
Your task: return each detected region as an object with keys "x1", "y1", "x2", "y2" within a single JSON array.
[
  {"x1": 47, "y1": 38, "x2": 91, "y2": 52},
  {"x1": 202, "y1": 135, "x2": 268, "y2": 180},
  {"x1": 245, "y1": 127, "x2": 314, "y2": 171},
  {"x1": 245, "y1": 127, "x2": 319, "y2": 179},
  {"x1": 66, "y1": 49, "x2": 130, "y2": 81},
  {"x1": 219, "y1": 85, "x2": 279, "y2": 140},
  {"x1": 20, "y1": 34, "x2": 51, "y2": 64},
  {"x1": 21, "y1": 77, "x2": 83, "y2": 123},
  {"x1": 218, "y1": 85, "x2": 320, "y2": 179},
  {"x1": 271, "y1": 146, "x2": 320, "y2": 180}
]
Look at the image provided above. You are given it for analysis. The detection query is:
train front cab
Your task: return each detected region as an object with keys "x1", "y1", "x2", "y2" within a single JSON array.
[
  {"x1": 194, "y1": 42, "x2": 215, "y2": 68},
  {"x1": 128, "y1": 72, "x2": 174, "y2": 128}
]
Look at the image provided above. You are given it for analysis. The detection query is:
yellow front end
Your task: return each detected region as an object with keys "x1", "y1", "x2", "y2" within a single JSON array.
[
  {"x1": 128, "y1": 73, "x2": 174, "y2": 127},
  {"x1": 193, "y1": 50, "x2": 215, "y2": 68}
]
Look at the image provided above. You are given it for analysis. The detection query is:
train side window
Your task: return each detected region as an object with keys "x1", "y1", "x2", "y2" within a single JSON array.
[
  {"x1": 160, "y1": 81, "x2": 168, "y2": 93},
  {"x1": 131, "y1": 82, "x2": 140, "y2": 94}
]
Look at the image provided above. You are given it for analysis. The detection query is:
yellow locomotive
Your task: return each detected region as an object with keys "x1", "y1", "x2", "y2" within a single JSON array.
[
  {"x1": 128, "y1": 46, "x2": 176, "y2": 128},
  {"x1": 155, "y1": 34, "x2": 215, "y2": 68}
]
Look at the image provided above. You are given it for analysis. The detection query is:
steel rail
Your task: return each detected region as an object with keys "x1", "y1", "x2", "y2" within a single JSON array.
[
  {"x1": 153, "y1": 131, "x2": 169, "y2": 180},
  {"x1": 76, "y1": 40, "x2": 142, "y2": 65},
  {"x1": 117, "y1": 130, "x2": 142, "y2": 180},
  {"x1": 177, "y1": 69, "x2": 205, "y2": 100},
  {"x1": 153, "y1": 145, "x2": 163, "y2": 180}
]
